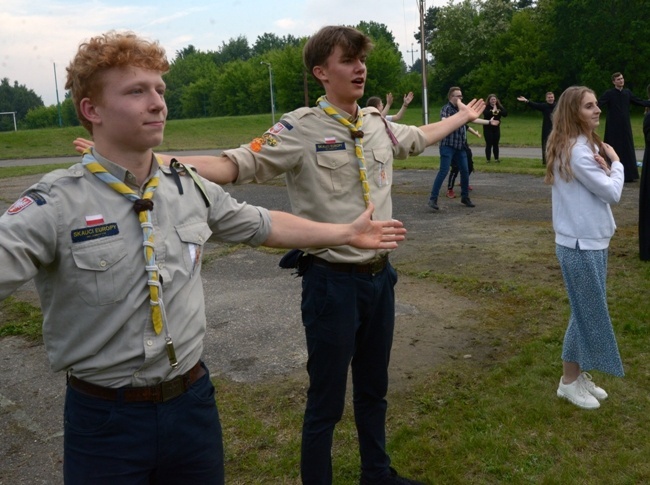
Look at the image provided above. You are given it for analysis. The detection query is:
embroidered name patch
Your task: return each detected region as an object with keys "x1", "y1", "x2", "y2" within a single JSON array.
[
  {"x1": 316, "y1": 142, "x2": 346, "y2": 152},
  {"x1": 71, "y1": 222, "x2": 119, "y2": 243}
]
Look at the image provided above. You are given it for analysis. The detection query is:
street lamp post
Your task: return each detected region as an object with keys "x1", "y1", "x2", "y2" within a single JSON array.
[{"x1": 260, "y1": 61, "x2": 276, "y2": 125}]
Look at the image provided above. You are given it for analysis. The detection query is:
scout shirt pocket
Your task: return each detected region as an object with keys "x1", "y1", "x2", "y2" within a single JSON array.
[
  {"x1": 71, "y1": 236, "x2": 132, "y2": 306},
  {"x1": 369, "y1": 147, "x2": 392, "y2": 188},
  {"x1": 315, "y1": 144, "x2": 351, "y2": 193},
  {"x1": 175, "y1": 221, "x2": 213, "y2": 277}
]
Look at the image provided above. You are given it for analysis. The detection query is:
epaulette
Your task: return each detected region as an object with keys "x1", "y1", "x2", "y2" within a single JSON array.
[
  {"x1": 293, "y1": 107, "x2": 316, "y2": 120},
  {"x1": 31, "y1": 165, "x2": 85, "y2": 195},
  {"x1": 162, "y1": 159, "x2": 211, "y2": 207}
]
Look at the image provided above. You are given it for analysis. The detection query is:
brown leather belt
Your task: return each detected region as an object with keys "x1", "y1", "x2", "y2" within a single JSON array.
[
  {"x1": 67, "y1": 361, "x2": 206, "y2": 403},
  {"x1": 311, "y1": 255, "x2": 388, "y2": 274}
]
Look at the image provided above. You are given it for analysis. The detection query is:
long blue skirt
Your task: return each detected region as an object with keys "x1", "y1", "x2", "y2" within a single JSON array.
[{"x1": 556, "y1": 244, "x2": 624, "y2": 377}]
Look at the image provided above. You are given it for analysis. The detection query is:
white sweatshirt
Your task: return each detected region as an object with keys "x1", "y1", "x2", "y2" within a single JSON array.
[{"x1": 552, "y1": 135, "x2": 625, "y2": 250}]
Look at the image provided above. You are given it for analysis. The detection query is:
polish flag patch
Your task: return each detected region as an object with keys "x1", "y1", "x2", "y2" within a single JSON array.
[
  {"x1": 85, "y1": 214, "x2": 105, "y2": 226},
  {"x1": 7, "y1": 196, "x2": 34, "y2": 215},
  {"x1": 324, "y1": 137, "x2": 337, "y2": 144}
]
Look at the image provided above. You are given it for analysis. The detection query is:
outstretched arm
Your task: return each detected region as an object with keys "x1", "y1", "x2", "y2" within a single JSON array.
[
  {"x1": 263, "y1": 203, "x2": 407, "y2": 249},
  {"x1": 419, "y1": 98, "x2": 486, "y2": 145},
  {"x1": 381, "y1": 92, "x2": 394, "y2": 117},
  {"x1": 388, "y1": 92, "x2": 414, "y2": 122},
  {"x1": 467, "y1": 126, "x2": 481, "y2": 138},
  {"x1": 73, "y1": 137, "x2": 239, "y2": 184}
]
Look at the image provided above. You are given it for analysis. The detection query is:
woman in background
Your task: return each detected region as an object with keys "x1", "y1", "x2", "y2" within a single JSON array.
[
  {"x1": 545, "y1": 86, "x2": 625, "y2": 410},
  {"x1": 482, "y1": 94, "x2": 507, "y2": 163}
]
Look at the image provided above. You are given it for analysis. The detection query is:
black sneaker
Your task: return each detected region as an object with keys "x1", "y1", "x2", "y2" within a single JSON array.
[
  {"x1": 428, "y1": 198, "x2": 439, "y2": 211},
  {"x1": 461, "y1": 197, "x2": 475, "y2": 207},
  {"x1": 360, "y1": 467, "x2": 426, "y2": 485}
]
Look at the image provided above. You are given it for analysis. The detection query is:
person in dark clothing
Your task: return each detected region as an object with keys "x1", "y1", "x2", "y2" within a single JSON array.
[
  {"x1": 482, "y1": 94, "x2": 507, "y2": 163},
  {"x1": 598, "y1": 72, "x2": 650, "y2": 182},
  {"x1": 446, "y1": 126, "x2": 480, "y2": 198},
  {"x1": 517, "y1": 92, "x2": 556, "y2": 165},
  {"x1": 639, "y1": 84, "x2": 650, "y2": 260}
]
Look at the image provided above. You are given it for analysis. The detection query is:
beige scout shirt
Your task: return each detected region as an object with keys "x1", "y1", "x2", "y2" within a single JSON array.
[
  {"x1": 224, "y1": 103, "x2": 428, "y2": 264},
  {"x1": 0, "y1": 150, "x2": 271, "y2": 387}
]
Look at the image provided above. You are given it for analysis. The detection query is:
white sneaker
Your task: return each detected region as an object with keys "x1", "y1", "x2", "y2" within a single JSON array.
[
  {"x1": 557, "y1": 377, "x2": 600, "y2": 409},
  {"x1": 578, "y1": 372, "x2": 608, "y2": 400}
]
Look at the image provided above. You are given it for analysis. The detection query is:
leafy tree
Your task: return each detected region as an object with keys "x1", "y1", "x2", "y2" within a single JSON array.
[
  {"x1": 174, "y1": 45, "x2": 198, "y2": 61},
  {"x1": 0, "y1": 78, "x2": 44, "y2": 131},
  {"x1": 23, "y1": 105, "x2": 58, "y2": 129},
  {"x1": 426, "y1": 0, "x2": 515, "y2": 99},
  {"x1": 544, "y1": 0, "x2": 650, "y2": 95},
  {"x1": 252, "y1": 33, "x2": 284, "y2": 56},
  {"x1": 414, "y1": 6, "x2": 442, "y2": 47},
  {"x1": 165, "y1": 51, "x2": 219, "y2": 119},
  {"x1": 252, "y1": 33, "x2": 301, "y2": 57},
  {"x1": 365, "y1": 38, "x2": 407, "y2": 103},
  {"x1": 61, "y1": 95, "x2": 79, "y2": 127},
  {"x1": 210, "y1": 60, "x2": 267, "y2": 116},
  {"x1": 357, "y1": 21, "x2": 398, "y2": 46},
  {"x1": 264, "y1": 43, "x2": 313, "y2": 112},
  {"x1": 181, "y1": 76, "x2": 218, "y2": 118},
  {"x1": 465, "y1": 5, "x2": 559, "y2": 104},
  {"x1": 213, "y1": 36, "x2": 251, "y2": 65}
]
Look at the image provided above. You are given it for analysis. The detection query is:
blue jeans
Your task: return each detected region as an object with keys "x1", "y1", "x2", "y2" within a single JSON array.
[
  {"x1": 429, "y1": 144, "x2": 469, "y2": 200},
  {"x1": 300, "y1": 262, "x2": 398, "y2": 484},
  {"x1": 64, "y1": 363, "x2": 224, "y2": 484}
]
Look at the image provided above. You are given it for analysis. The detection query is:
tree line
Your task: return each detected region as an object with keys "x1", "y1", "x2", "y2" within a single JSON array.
[{"x1": 1, "y1": 0, "x2": 649, "y2": 132}]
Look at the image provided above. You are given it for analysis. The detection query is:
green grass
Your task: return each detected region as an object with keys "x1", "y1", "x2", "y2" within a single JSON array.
[
  {"x1": 0, "y1": 297, "x2": 44, "y2": 340},
  {"x1": 1, "y1": 107, "x2": 645, "y2": 160}
]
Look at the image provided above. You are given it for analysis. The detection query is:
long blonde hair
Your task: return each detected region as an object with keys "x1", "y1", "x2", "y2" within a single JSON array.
[{"x1": 545, "y1": 86, "x2": 604, "y2": 184}]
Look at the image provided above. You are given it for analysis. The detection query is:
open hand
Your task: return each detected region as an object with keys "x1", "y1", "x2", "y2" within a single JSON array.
[
  {"x1": 73, "y1": 137, "x2": 94, "y2": 154},
  {"x1": 458, "y1": 98, "x2": 486, "y2": 123},
  {"x1": 348, "y1": 203, "x2": 407, "y2": 249}
]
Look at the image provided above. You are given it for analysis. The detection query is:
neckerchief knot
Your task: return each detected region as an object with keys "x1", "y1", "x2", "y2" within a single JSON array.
[{"x1": 133, "y1": 198, "x2": 154, "y2": 213}]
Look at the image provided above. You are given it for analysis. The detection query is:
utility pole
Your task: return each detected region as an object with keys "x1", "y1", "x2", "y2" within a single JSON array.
[
  {"x1": 53, "y1": 63, "x2": 63, "y2": 127},
  {"x1": 407, "y1": 43, "x2": 417, "y2": 68},
  {"x1": 260, "y1": 61, "x2": 276, "y2": 125},
  {"x1": 419, "y1": 0, "x2": 429, "y2": 125}
]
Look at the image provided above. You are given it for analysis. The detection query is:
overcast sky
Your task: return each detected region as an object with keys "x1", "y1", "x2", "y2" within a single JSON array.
[{"x1": 1, "y1": 0, "x2": 448, "y2": 107}]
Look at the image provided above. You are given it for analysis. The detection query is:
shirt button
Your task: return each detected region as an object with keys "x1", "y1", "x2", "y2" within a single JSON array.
[
  {"x1": 99, "y1": 260, "x2": 107, "y2": 267},
  {"x1": 146, "y1": 340, "x2": 153, "y2": 346}
]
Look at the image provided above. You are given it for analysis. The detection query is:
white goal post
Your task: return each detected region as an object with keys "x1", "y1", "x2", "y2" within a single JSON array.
[{"x1": 0, "y1": 111, "x2": 17, "y2": 131}]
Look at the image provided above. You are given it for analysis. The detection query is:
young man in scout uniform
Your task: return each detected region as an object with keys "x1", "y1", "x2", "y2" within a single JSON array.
[
  {"x1": 75, "y1": 26, "x2": 484, "y2": 484},
  {"x1": 0, "y1": 30, "x2": 407, "y2": 484}
]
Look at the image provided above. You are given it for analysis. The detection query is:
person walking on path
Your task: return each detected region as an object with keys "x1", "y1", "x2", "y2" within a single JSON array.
[
  {"x1": 517, "y1": 92, "x2": 556, "y2": 165},
  {"x1": 598, "y1": 72, "x2": 650, "y2": 182},
  {"x1": 545, "y1": 86, "x2": 625, "y2": 410}
]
